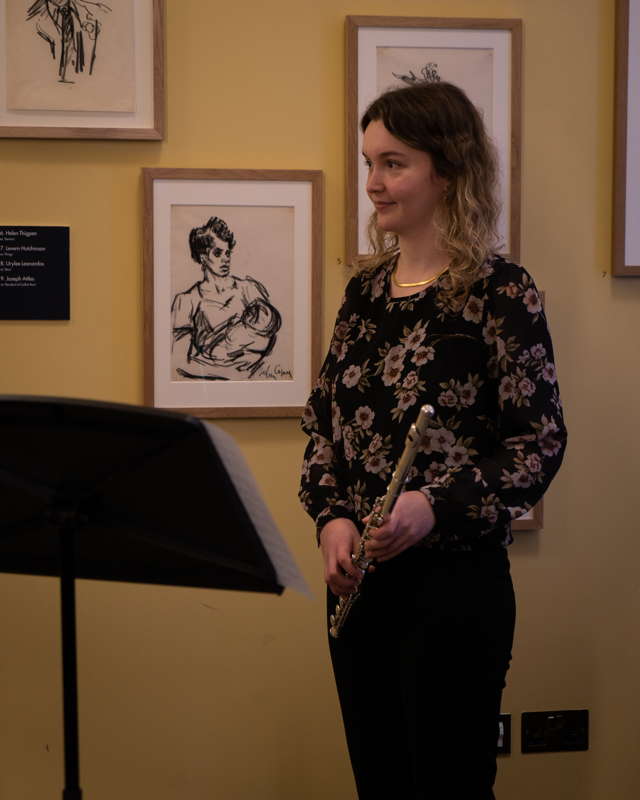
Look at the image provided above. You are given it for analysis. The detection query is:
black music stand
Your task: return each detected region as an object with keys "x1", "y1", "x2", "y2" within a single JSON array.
[{"x1": 0, "y1": 396, "x2": 299, "y2": 800}]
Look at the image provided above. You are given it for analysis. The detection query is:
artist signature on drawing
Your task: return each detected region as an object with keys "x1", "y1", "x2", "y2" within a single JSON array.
[{"x1": 254, "y1": 363, "x2": 293, "y2": 380}]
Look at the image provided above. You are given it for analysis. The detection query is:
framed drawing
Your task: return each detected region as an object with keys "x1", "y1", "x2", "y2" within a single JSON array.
[
  {"x1": 143, "y1": 168, "x2": 323, "y2": 418},
  {"x1": 0, "y1": 0, "x2": 164, "y2": 139},
  {"x1": 512, "y1": 500, "x2": 543, "y2": 531},
  {"x1": 346, "y1": 15, "x2": 522, "y2": 265},
  {"x1": 613, "y1": 0, "x2": 640, "y2": 275}
]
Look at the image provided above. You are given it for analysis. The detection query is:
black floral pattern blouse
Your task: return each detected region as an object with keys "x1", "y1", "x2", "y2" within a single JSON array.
[{"x1": 299, "y1": 256, "x2": 567, "y2": 551}]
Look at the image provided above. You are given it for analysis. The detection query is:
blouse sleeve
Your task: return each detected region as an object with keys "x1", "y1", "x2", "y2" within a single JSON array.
[
  {"x1": 298, "y1": 282, "x2": 360, "y2": 537},
  {"x1": 171, "y1": 290, "x2": 194, "y2": 339},
  {"x1": 421, "y1": 265, "x2": 567, "y2": 542}
]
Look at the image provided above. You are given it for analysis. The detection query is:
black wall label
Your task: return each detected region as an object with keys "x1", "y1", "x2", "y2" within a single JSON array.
[{"x1": 0, "y1": 226, "x2": 70, "y2": 320}]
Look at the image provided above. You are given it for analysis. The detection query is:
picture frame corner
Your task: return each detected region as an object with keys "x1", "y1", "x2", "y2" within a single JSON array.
[{"x1": 512, "y1": 500, "x2": 544, "y2": 532}]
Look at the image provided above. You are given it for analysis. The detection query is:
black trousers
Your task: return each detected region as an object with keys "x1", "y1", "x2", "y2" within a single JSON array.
[{"x1": 328, "y1": 547, "x2": 516, "y2": 800}]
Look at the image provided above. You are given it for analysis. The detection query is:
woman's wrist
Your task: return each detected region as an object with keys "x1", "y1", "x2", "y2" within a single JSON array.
[{"x1": 319, "y1": 516, "x2": 358, "y2": 545}]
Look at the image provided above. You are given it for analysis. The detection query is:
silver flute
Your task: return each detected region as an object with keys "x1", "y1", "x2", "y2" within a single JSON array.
[{"x1": 329, "y1": 404, "x2": 434, "y2": 639}]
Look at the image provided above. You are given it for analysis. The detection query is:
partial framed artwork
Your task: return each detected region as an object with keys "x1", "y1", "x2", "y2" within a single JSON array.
[
  {"x1": 512, "y1": 501, "x2": 543, "y2": 531},
  {"x1": 613, "y1": 0, "x2": 640, "y2": 275},
  {"x1": 143, "y1": 168, "x2": 323, "y2": 418},
  {"x1": 0, "y1": 0, "x2": 164, "y2": 139},
  {"x1": 346, "y1": 16, "x2": 522, "y2": 265}
]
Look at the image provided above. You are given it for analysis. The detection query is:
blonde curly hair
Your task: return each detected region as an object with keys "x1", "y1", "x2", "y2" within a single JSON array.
[{"x1": 358, "y1": 81, "x2": 501, "y2": 307}]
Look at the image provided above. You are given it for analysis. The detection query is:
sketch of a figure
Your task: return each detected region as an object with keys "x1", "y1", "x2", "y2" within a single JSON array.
[
  {"x1": 393, "y1": 62, "x2": 442, "y2": 86},
  {"x1": 26, "y1": 0, "x2": 112, "y2": 83},
  {"x1": 171, "y1": 216, "x2": 282, "y2": 381}
]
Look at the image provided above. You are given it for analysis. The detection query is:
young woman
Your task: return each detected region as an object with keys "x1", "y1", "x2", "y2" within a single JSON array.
[{"x1": 299, "y1": 82, "x2": 567, "y2": 799}]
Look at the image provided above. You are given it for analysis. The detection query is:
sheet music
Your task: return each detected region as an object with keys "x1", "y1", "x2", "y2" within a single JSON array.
[{"x1": 203, "y1": 422, "x2": 311, "y2": 597}]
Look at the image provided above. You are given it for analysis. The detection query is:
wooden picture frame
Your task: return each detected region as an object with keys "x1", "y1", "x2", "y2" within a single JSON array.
[
  {"x1": 346, "y1": 15, "x2": 522, "y2": 265},
  {"x1": 613, "y1": 0, "x2": 640, "y2": 275},
  {"x1": 512, "y1": 500, "x2": 543, "y2": 531},
  {"x1": 143, "y1": 168, "x2": 323, "y2": 419},
  {"x1": 0, "y1": 0, "x2": 164, "y2": 140}
]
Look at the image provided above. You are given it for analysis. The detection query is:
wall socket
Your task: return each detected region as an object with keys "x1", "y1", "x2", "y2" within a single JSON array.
[
  {"x1": 521, "y1": 710, "x2": 589, "y2": 753},
  {"x1": 497, "y1": 713, "x2": 511, "y2": 755}
]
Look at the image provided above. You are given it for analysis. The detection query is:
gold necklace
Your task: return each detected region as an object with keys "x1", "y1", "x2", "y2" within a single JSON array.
[{"x1": 392, "y1": 264, "x2": 449, "y2": 288}]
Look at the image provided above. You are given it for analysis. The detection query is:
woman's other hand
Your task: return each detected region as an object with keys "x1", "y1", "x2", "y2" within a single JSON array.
[
  {"x1": 319, "y1": 518, "x2": 364, "y2": 597},
  {"x1": 364, "y1": 491, "x2": 435, "y2": 562}
]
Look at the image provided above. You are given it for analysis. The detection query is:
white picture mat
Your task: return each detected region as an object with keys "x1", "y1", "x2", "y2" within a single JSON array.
[
  {"x1": 626, "y1": 0, "x2": 640, "y2": 265},
  {"x1": 358, "y1": 27, "x2": 512, "y2": 254},
  {"x1": 0, "y1": 0, "x2": 154, "y2": 128},
  {"x1": 153, "y1": 179, "x2": 314, "y2": 409}
]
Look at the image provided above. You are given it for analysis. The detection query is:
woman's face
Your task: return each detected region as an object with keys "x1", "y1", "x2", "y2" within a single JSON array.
[
  {"x1": 201, "y1": 234, "x2": 231, "y2": 277},
  {"x1": 362, "y1": 119, "x2": 447, "y2": 239}
]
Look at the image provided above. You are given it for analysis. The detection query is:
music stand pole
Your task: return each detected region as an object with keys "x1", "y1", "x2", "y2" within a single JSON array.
[
  {"x1": 59, "y1": 515, "x2": 83, "y2": 800},
  {"x1": 0, "y1": 395, "x2": 307, "y2": 798}
]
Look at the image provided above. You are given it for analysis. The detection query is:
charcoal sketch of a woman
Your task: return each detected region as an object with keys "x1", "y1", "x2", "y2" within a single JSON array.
[
  {"x1": 171, "y1": 217, "x2": 282, "y2": 381},
  {"x1": 26, "y1": 0, "x2": 112, "y2": 83}
]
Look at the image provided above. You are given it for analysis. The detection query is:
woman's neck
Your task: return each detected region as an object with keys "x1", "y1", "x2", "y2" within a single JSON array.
[
  {"x1": 396, "y1": 228, "x2": 449, "y2": 282},
  {"x1": 200, "y1": 271, "x2": 234, "y2": 293}
]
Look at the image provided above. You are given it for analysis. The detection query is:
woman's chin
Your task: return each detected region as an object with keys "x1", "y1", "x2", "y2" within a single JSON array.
[
  {"x1": 376, "y1": 217, "x2": 400, "y2": 235},
  {"x1": 372, "y1": 209, "x2": 391, "y2": 225}
]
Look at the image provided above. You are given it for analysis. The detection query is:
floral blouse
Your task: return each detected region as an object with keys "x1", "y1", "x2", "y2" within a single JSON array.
[{"x1": 299, "y1": 256, "x2": 567, "y2": 551}]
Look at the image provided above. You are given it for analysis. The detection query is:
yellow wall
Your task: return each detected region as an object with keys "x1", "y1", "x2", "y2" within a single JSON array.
[{"x1": 1, "y1": 1, "x2": 639, "y2": 798}]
